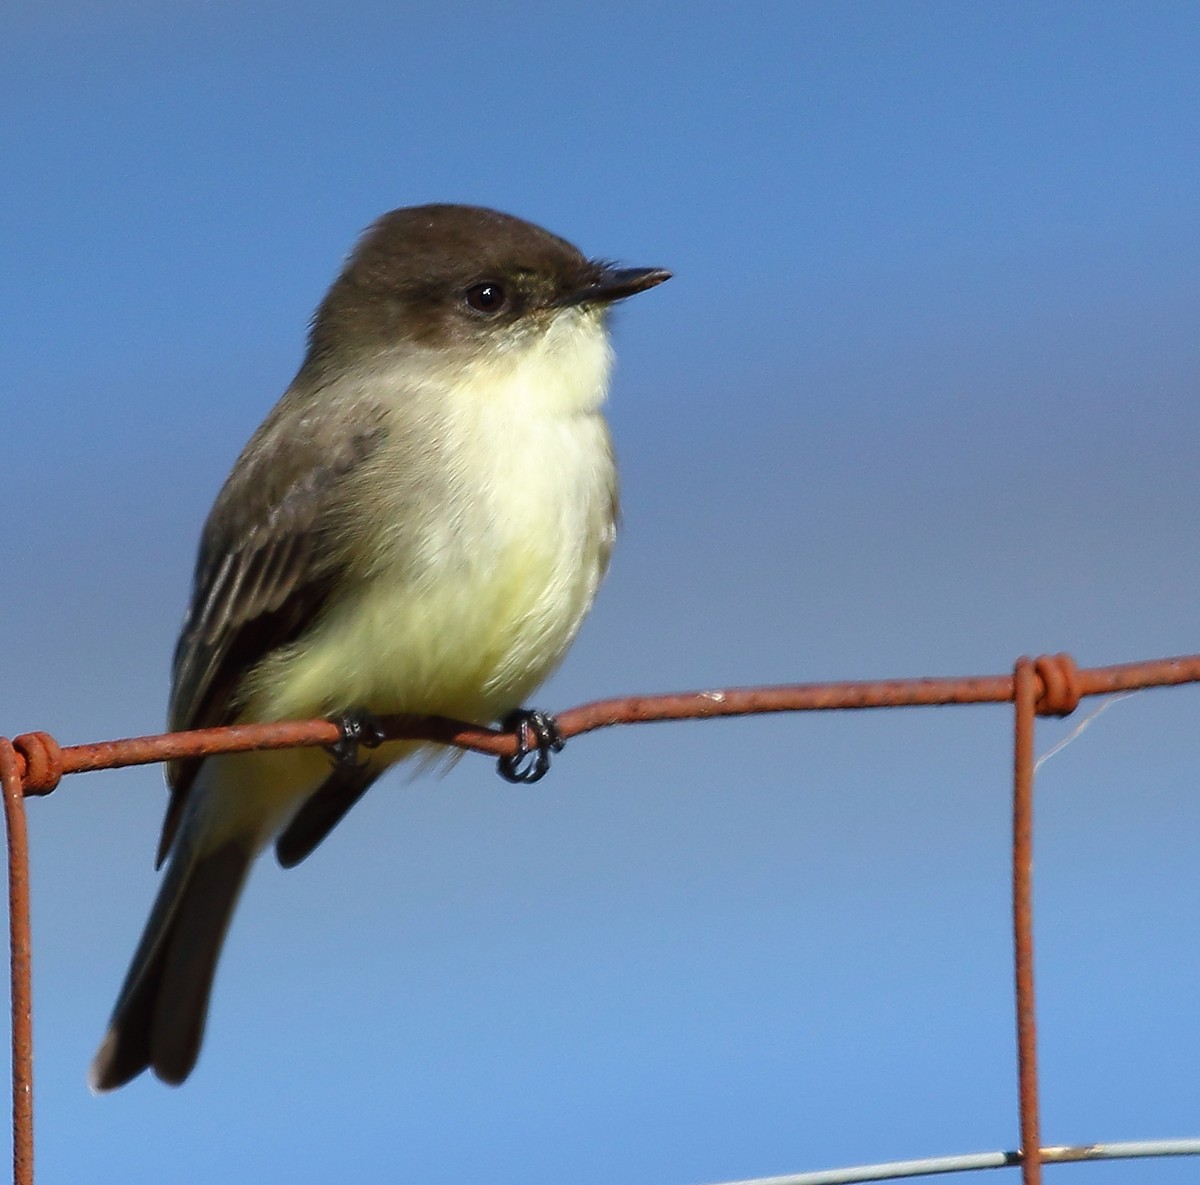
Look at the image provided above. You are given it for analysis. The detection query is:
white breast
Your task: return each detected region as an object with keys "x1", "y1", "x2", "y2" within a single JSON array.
[{"x1": 249, "y1": 307, "x2": 618, "y2": 727}]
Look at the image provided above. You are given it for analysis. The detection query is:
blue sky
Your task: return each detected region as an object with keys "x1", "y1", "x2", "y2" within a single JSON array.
[{"x1": 4, "y1": 3, "x2": 1200, "y2": 1182}]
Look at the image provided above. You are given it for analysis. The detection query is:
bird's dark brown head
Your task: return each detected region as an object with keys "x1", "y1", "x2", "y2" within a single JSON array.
[{"x1": 304, "y1": 204, "x2": 670, "y2": 371}]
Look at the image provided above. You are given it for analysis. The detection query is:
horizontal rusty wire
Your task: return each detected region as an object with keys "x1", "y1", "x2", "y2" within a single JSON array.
[
  {"x1": 9, "y1": 651, "x2": 1200, "y2": 793},
  {"x1": 4, "y1": 647, "x2": 1200, "y2": 1185}
]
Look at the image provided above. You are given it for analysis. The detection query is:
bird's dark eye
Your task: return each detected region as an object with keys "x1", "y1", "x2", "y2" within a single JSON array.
[{"x1": 465, "y1": 282, "x2": 508, "y2": 314}]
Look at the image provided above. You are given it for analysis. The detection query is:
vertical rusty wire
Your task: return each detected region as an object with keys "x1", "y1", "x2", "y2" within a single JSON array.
[
  {"x1": 0, "y1": 742, "x2": 32, "y2": 1185},
  {"x1": 1012, "y1": 660, "x2": 1042, "y2": 1185}
]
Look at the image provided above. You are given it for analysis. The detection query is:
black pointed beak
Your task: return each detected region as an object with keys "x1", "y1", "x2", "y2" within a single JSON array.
[{"x1": 554, "y1": 266, "x2": 672, "y2": 308}]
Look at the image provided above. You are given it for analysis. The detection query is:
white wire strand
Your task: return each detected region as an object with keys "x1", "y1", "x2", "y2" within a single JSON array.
[
  {"x1": 699, "y1": 1138, "x2": 1200, "y2": 1185},
  {"x1": 1033, "y1": 692, "x2": 1138, "y2": 775}
]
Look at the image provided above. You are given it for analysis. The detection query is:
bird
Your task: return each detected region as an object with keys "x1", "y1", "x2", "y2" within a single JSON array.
[{"x1": 90, "y1": 203, "x2": 670, "y2": 1090}]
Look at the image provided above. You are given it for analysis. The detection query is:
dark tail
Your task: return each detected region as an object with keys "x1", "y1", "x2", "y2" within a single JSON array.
[{"x1": 90, "y1": 838, "x2": 253, "y2": 1091}]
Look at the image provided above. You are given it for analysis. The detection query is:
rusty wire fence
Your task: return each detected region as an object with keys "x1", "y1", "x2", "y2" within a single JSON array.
[{"x1": 3, "y1": 650, "x2": 1200, "y2": 1185}]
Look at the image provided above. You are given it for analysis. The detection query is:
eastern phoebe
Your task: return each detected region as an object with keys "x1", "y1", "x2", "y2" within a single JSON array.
[{"x1": 90, "y1": 204, "x2": 669, "y2": 1090}]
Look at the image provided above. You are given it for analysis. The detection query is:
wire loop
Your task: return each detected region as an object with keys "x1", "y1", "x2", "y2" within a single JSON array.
[
  {"x1": 12, "y1": 733, "x2": 63, "y2": 796},
  {"x1": 1033, "y1": 653, "x2": 1081, "y2": 717}
]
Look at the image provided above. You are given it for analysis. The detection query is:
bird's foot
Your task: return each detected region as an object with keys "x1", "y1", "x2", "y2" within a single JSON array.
[
  {"x1": 328, "y1": 708, "x2": 386, "y2": 770},
  {"x1": 497, "y1": 709, "x2": 564, "y2": 784}
]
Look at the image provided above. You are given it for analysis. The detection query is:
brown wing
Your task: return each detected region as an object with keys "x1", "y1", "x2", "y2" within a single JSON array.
[{"x1": 156, "y1": 397, "x2": 386, "y2": 867}]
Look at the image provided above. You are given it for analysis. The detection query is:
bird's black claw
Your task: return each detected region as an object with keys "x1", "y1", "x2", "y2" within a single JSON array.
[
  {"x1": 328, "y1": 708, "x2": 386, "y2": 770},
  {"x1": 497, "y1": 709, "x2": 564, "y2": 784}
]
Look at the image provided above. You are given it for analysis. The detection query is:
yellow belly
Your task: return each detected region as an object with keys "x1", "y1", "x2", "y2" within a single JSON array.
[
  {"x1": 251, "y1": 538, "x2": 600, "y2": 726},
  {"x1": 241, "y1": 427, "x2": 613, "y2": 730}
]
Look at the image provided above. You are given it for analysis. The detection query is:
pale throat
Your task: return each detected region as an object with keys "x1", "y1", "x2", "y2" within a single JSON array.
[{"x1": 455, "y1": 304, "x2": 615, "y2": 417}]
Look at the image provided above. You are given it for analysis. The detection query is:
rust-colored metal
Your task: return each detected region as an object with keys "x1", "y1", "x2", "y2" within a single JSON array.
[
  {"x1": 0, "y1": 742, "x2": 33, "y2": 1185},
  {"x1": 7, "y1": 647, "x2": 1200, "y2": 1185},
  {"x1": 1031, "y1": 652, "x2": 1081, "y2": 718},
  {"x1": 1012, "y1": 660, "x2": 1042, "y2": 1185},
  {"x1": 10, "y1": 735, "x2": 62, "y2": 798},
  {"x1": 8, "y1": 650, "x2": 1200, "y2": 787}
]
